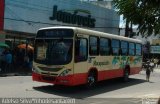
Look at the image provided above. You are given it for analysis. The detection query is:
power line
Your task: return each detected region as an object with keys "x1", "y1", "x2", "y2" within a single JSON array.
[{"x1": 2, "y1": 17, "x2": 119, "y2": 29}]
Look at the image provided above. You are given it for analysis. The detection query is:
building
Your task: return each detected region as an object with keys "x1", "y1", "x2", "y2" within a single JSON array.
[
  {"x1": 149, "y1": 39, "x2": 160, "y2": 59},
  {"x1": 0, "y1": 0, "x2": 120, "y2": 48},
  {"x1": 81, "y1": 0, "x2": 114, "y2": 9}
]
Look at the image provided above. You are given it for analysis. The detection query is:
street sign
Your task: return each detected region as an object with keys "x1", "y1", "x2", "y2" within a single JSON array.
[{"x1": 150, "y1": 45, "x2": 160, "y2": 54}]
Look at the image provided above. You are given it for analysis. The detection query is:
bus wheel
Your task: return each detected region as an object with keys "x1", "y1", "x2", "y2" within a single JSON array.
[
  {"x1": 123, "y1": 69, "x2": 129, "y2": 82},
  {"x1": 86, "y1": 71, "x2": 96, "y2": 88}
]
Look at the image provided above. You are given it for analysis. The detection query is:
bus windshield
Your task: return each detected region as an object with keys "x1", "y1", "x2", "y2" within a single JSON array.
[{"x1": 34, "y1": 39, "x2": 73, "y2": 65}]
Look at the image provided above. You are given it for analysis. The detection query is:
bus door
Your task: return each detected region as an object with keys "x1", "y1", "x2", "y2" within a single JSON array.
[{"x1": 74, "y1": 36, "x2": 88, "y2": 85}]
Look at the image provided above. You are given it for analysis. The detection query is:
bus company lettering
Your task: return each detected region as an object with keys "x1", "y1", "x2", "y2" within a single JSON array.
[
  {"x1": 93, "y1": 60, "x2": 109, "y2": 66},
  {"x1": 49, "y1": 5, "x2": 96, "y2": 27}
]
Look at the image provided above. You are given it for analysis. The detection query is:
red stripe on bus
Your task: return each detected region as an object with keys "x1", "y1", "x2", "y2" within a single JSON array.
[
  {"x1": 0, "y1": 0, "x2": 4, "y2": 30},
  {"x1": 130, "y1": 67, "x2": 142, "y2": 75},
  {"x1": 98, "y1": 69, "x2": 124, "y2": 81},
  {"x1": 32, "y1": 67, "x2": 141, "y2": 86}
]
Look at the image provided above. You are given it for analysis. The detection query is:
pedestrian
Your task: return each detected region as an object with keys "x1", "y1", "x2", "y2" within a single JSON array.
[
  {"x1": 16, "y1": 48, "x2": 25, "y2": 68},
  {"x1": 154, "y1": 58, "x2": 158, "y2": 68},
  {"x1": 27, "y1": 50, "x2": 33, "y2": 71},
  {"x1": 0, "y1": 47, "x2": 5, "y2": 73},
  {"x1": 146, "y1": 63, "x2": 151, "y2": 82},
  {"x1": 4, "y1": 48, "x2": 12, "y2": 73},
  {"x1": 149, "y1": 60, "x2": 154, "y2": 72}
]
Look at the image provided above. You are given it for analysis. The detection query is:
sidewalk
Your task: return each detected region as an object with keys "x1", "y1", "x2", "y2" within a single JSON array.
[
  {"x1": 153, "y1": 68, "x2": 160, "y2": 72},
  {"x1": 0, "y1": 67, "x2": 32, "y2": 77},
  {"x1": 0, "y1": 72, "x2": 32, "y2": 77}
]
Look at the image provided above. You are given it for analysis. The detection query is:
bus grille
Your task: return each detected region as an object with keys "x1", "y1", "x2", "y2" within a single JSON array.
[
  {"x1": 41, "y1": 72, "x2": 58, "y2": 76},
  {"x1": 42, "y1": 76, "x2": 56, "y2": 81},
  {"x1": 38, "y1": 66, "x2": 62, "y2": 72}
]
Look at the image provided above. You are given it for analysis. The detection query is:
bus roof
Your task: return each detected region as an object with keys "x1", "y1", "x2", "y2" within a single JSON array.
[{"x1": 38, "y1": 26, "x2": 142, "y2": 44}]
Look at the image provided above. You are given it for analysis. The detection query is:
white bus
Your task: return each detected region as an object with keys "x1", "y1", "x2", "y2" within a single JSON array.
[{"x1": 32, "y1": 26, "x2": 142, "y2": 87}]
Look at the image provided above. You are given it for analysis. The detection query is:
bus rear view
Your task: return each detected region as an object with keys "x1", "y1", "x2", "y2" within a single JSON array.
[{"x1": 32, "y1": 27, "x2": 75, "y2": 86}]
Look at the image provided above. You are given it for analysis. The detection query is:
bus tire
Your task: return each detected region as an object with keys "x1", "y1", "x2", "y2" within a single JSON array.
[
  {"x1": 86, "y1": 71, "x2": 97, "y2": 88},
  {"x1": 123, "y1": 69, "x2": 129, "y2": 82}
]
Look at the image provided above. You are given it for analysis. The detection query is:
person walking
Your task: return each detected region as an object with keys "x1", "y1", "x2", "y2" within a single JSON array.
[
  {"x1": 146, "y1": 63, "x2": 151, "y2": 82},
  {"x1": 154, "y1": 58, "x2": 158, "y2": 68},
  {"x1": 27, "y1": 50, "x2": 33, "y2": 72}
]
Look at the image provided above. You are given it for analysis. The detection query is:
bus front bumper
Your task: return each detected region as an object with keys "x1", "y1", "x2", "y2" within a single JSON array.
[{"x1": 32, "y1": 72, "x2": 75, "y2": 86}]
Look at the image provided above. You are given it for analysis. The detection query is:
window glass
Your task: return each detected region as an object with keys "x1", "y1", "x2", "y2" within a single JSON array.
[
  {"x1": 112, "y1": 39, "x2": 119, "y2": 55},
  {"x1": 121, "y1": 41, "x2": 128, "y2": 55},
  {"x1": 122, "y1": 49, "x2": 128, "y2": 55},
  {"x1": 100, "y1": 38, "x2": 109, "y2": 55},
  {"x1": 75, "y1": 38, "x2": 87, "y2": 62},
  {"x1": 136, "y1": 44, "x2": 141, "y2": 50},
  {"x1": 129, "y1": 43, "x2": 135, "y2": 49},
  {"x1": 129, "y1": 43, "x2": 135, "y2": 55},
  {"x1": 136, "y1": 44, "x2": 142, "y2": 55},
  {"x1": 89, "y1": 36, "x2": 98, "y2": 55},
  {"x1": 112, "y1": 39, "x2": 119, "y2": 47},
  {"x1": 121, "y1": 41, "x2": 128, "y2": 48},
  {"x1": 35, "y1": 39, "x2": 73, "y2": 65},
  {"x1": 112, "y1": 48, "x2": 119, "y2": 55}
]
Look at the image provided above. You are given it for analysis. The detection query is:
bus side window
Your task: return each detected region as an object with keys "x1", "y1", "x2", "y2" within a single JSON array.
[
  {"x1": 89, "y1": 36, "x2": 99, "y2": 56},
  {"x1": 121, "y1": 41, "x2": 128, "y2": 55},
  {"x1": 111, "y1": 39, "x2": 120, "y2": 55},
  {"x1": 136, "y1": 43, "x2": 142, "y2": 56},
  {"x1": 100, "y1": 38, "x2": 110, "y2": 56},
  {"x1": 129, "y1": 42, "x2": 135, "y2": 56},
  {"x1": 75, "y1": 38, "x2": 88, "y2": 62}
]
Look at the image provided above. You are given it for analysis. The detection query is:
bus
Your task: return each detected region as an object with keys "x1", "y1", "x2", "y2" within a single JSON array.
[{"x1": 32, "y1": 26, "x2": 142, "y2": 87}]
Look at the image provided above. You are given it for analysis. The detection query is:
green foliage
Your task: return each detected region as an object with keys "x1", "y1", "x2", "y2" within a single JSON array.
[{"x1": 113, "y1": 0, "x2": 160, "y2": 37}]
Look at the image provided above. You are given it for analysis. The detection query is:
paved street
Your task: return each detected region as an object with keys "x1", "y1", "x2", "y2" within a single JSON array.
[{"x1": 0, "y1": 69, "x2": 160, "y2": 104}]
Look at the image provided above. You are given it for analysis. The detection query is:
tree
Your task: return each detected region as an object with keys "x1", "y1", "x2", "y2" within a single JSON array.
[{"x1": 113, "y1": 0, "x2": 160, "y2": 37}]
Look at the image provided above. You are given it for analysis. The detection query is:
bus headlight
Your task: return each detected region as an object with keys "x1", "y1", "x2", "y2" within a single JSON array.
[
  {"x1": 59, "y1": 69, "x2": 71, "y2": 76},
  {"x1": 32, "y1": 66, "x2": 39, "y2": 73}
]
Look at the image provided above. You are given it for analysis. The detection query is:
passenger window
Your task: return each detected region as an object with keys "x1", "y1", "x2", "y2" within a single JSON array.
[
  {"x1": 89, "y1": 36, "x2": 99, "y2": 55},
  {"x1": 129, "y1": 42, "x2": 135, "y2": 56},
  {"x1": 121, "y1": 41, "x2": 128, "y2": 55},
  {"x1": 136, "y1": 44, "x2": 142, "y2": 55},
  {"x1": 112, "y1": 39, "x2": 120, "y2": 55},
  {"x1": 75, "y1": 38, "x2": 88, "y2": 62},
  {"x1": 100, "y1": 38, "x2": 110, "y2": 56}
]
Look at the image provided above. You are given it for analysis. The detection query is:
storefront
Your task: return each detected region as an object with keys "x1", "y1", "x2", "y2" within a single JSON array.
[
  {"x1": 0, "y1": 0, "x2": 120, "y2": 48},
  {"x1": 150, "y1": 39, "x2": 160, "y2": 59}
]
